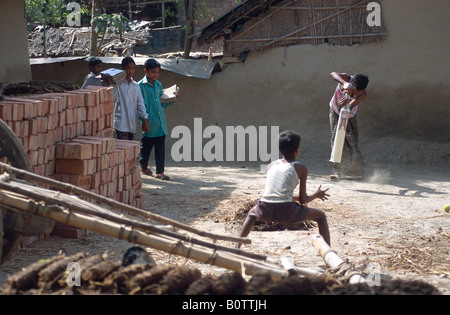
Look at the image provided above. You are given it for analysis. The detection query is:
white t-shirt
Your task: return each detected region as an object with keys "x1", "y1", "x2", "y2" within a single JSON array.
[{"x1": 260, "y1": 159, "x2": 299, "y2": 203}]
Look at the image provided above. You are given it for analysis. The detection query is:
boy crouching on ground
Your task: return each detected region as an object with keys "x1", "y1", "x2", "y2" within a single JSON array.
[{"x1": 237, "y1": 130, "x2": 331, "y2": 247}]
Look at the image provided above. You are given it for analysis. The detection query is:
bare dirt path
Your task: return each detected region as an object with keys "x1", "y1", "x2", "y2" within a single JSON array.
[{"x1": 1, "y1": 160, "x2": 449, "y2": 294}]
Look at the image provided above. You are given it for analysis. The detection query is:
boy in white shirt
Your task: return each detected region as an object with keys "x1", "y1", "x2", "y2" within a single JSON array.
[
  {"x1": 237, "y1": 130, "x2": 331, "y2": 247},
  {"x1": 113, "y1": 57, "x2": 150, "y2": 140}
]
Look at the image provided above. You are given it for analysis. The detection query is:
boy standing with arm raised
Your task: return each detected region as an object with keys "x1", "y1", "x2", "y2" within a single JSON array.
[
  {"x1": 237, "y1": 130, "x2": 331, "y2": 247},
  {"x1": 81, "y1": 57, "x2": 113, "y2": 89}
]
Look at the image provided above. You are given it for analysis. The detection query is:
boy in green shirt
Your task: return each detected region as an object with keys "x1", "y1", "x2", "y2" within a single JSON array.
[{"x1": 139, "y1": 59, "x2": 178, "y2": 180}]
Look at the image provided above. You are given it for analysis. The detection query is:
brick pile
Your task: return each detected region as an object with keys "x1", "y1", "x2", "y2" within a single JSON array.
[
  {"x1": 53, "y1": 137, "x2": 143, "y2": 208},
  {"x1": 0, "y1": 85, "x2": 115, "y2": 176},
  {"x1": 0, "y1": 85, "x2": 145, "y2": 242}
]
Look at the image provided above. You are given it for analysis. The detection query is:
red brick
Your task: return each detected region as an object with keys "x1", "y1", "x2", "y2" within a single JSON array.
[
  {"x1": 40, "y1": 99, "x2": 50, "y2": 116},
  {"x1": 0, "y1": 102, "x2": 12, "y2": 121},
  {"x1": 11, "y1": 121, "x2": 21, "y2": 137},
  {"x1": 117, "y1": 163, "x2": 125, "y2": 178},
  {"x1": 33, "y1": 163, "x2": 44, "y2": 176},
  {"x1": 55, "y1": 127, "x2": 64, "y2": 142},
  {"x1": 28, "y1": 118, "x2": 38, "y2": 135},
  {"x1": 131, "y1": 166, "x2": 141, "y2": 186},
  {"x1": 69, "y1": 174, "x2": 92, "y2": 189},
  {"x1": 20, "y1": 136, "x2": 28, "y2": 151},
  {"x1": 107, "y1": 181, "x2": 116, "y2": 197},
  {"x1": 51, "y1": 222, "x2": 86, "y2": 239},
  {"x1": 101, "y1": 167, "x2": 112, "y2": 184},
  {"x1": 38, "y1": 148, "x2": 45, "y2": 165},
  {"x1": 77, "y1": 136, "x2": 116, "y2": 154},
  {"x1": 22, "y1": 101, "x2": 34, "y2": 119},
  {"x1": 84, "y1": 121, "x2": 93, "y2": 135},
  {"x1": 116, "y1": 177, "x2": 123, "y2": 192},
  {"x1": 58, "y1": 110, "x2": 66, "y2": 127},
  {"x1": 77, "y1": 107, "x2": 86, "y2": 121},
  {"x1": 12, "y1": 102, "x2": 24, "y2": 121},
  {"x1": 56, "y1": 141, "x2": 93, "y2": 160},
  {"x1": 91, "y1": 171, "x2": 101, "y2": 189},
  {"x1": 99, "y1": 128, "x2": 114, "y2": 138},
  {"x1": 66, "y1": 108, "x2": 75, "y2": 124},
  {"x1": 44, "y1": 147, "x2": 53, "y2": 164},
  {"x1": 44, "y1": 130, "x2": 56, "y2": 148},
  {"x1": 37, "y1": 116, "x2": 47, "y2": 133},
  {"x1": 32, "y1": 93, "x2": 67, "y2": 113},
  {"x1": 96, "y1": 115, "x2": 105, "y2": 131},
  {"x1": 44, "y1": 160, "x2": 55, "y2": 177},
  {"x1": 86, "y1": 106, "x2": 97, "y2": 121},
  {"x1": 83, "y1": 86, "x2": 102, "y2": 105},
  {"x1": 48, "y1": 113, "x2": 59, "y2": 130},
  {"x1": 55, "y1": 158, "x2": 95, "y2": 175},
  {"x1": 71, "y1": 137, "x2": 103, "y2": 157},
  {"x1": 28, "y1": 150, "x2": 39, "y2": 166},
  {"x1": 69, "y1": 90, "x2": 95, "y2": 107},
  {"x1": 105, "y1": 113, "x2": 113, "y2": 128},
  {"x1": 72, "y1": 122, "x2": 82, "y2": 138},
  {"x1": 101, "y1": 100, "x2": 114, "y2": 115},
  {"x1": 5, "y1": 98, "x2": 42, "y2": 119},
  {"x1": 20, "y1": 120, "x2": 29, "y2": 138}
]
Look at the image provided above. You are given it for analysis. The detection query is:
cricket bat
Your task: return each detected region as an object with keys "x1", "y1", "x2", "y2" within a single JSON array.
[{"x1": 329, "y1": 103, "x2": 351, "y2": 163}]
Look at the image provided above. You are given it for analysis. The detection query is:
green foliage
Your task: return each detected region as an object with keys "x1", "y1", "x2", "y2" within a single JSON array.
[
  {"x1": 93, "y1": 13, "x2": 128, "y2": 36},
  {"x1": 25, "y1": 0, "x2": 90, "y2": 29}
]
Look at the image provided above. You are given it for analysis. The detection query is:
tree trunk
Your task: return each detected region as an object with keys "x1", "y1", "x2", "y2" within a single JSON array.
[
  {"x1": 90, "y1": 0, "x2": 99, "y2": 56},
  {"x1": 183, "y1": 0, "x2": 195, "y2": 58}
]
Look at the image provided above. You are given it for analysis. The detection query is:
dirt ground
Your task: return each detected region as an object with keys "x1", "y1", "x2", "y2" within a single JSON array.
[{"x1": 0, "y1": 158, "x2": 449, "y2": 294}]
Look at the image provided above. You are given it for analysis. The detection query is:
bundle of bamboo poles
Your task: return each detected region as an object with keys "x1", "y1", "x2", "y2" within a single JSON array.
[{"x1": 0, "y1": 162, "x2": 291, "y2": 280}]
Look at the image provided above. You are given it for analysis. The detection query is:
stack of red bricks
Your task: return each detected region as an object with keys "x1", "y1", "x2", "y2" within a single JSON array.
[
  {"x1": 0, "y1": 85, "x2": 145, "y2": 240},
  {"x1": 53, "y1": 137, "x2": 143, "y2": 208},
  {"x1": 0, "y1": 85, "x2": 115, "y2": 176}
]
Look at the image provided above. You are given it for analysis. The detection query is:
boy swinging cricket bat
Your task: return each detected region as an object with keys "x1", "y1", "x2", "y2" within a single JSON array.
[{"x1": 328, "y1": 72, "x2": 369, "y2": 181}]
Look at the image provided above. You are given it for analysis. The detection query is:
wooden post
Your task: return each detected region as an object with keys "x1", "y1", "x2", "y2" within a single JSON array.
[
  {"x1": 90, "y1": 0, "x2": 100, "y2": 56},
  {"x1": 183, "y1": 0, "x2": 195, "y2": 58},
  {"x1": 311, "y1": 234, "x2": 366, "y2": 284}
]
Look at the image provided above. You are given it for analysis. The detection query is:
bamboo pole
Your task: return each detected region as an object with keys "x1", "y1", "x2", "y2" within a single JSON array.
[
  {"x1": 0, "y1": 162, "x2": 250, "y2": 244},
  {"x1": 280, "y1": 256, "x2": 322, "y2": 278},
  {"x1": 0, "y1": 177, "x2": 262, "y2": 260},
  {"x1": 0, "y1": 190, "x2": 288, "y2": 280},
  {"x1": 311, "y1": 234, "x2": 366, "y2": 284},
  {"x1": 228, "y1": 33, "x2": 386, "y2": 43}
]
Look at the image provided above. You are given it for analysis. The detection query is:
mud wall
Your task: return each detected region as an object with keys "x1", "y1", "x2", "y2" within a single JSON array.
[
  {"x1": 31, "y1": 0, "x2": 450, "y2": 168},
  {"x1": 159, "y1": 0, "x2": 450, "y2": 168},
  {"x1": 0, "y1": 1, "x2": 32, "y2": 83}
]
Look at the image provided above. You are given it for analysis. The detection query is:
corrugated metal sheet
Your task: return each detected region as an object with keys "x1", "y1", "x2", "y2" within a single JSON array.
[{"x1": 30, "y1": 56, "x2": 219, "y2": 79}]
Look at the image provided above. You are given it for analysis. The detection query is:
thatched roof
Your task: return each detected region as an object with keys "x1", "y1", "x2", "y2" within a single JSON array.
[
  {"x1": 197, "y1": 0, "x2": 386, "y2": 56},
  {"x1": 197, "y1": 0, "x2": 284, "y2": 45}
]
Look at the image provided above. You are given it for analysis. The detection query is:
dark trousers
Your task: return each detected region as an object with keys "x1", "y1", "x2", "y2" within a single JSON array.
[
  {"x1": 139, "y1": 135, "x2": 166, "y2": 174},
  {"x1": 115, "y1": 130, "x2": 135, "y2": 140}
]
